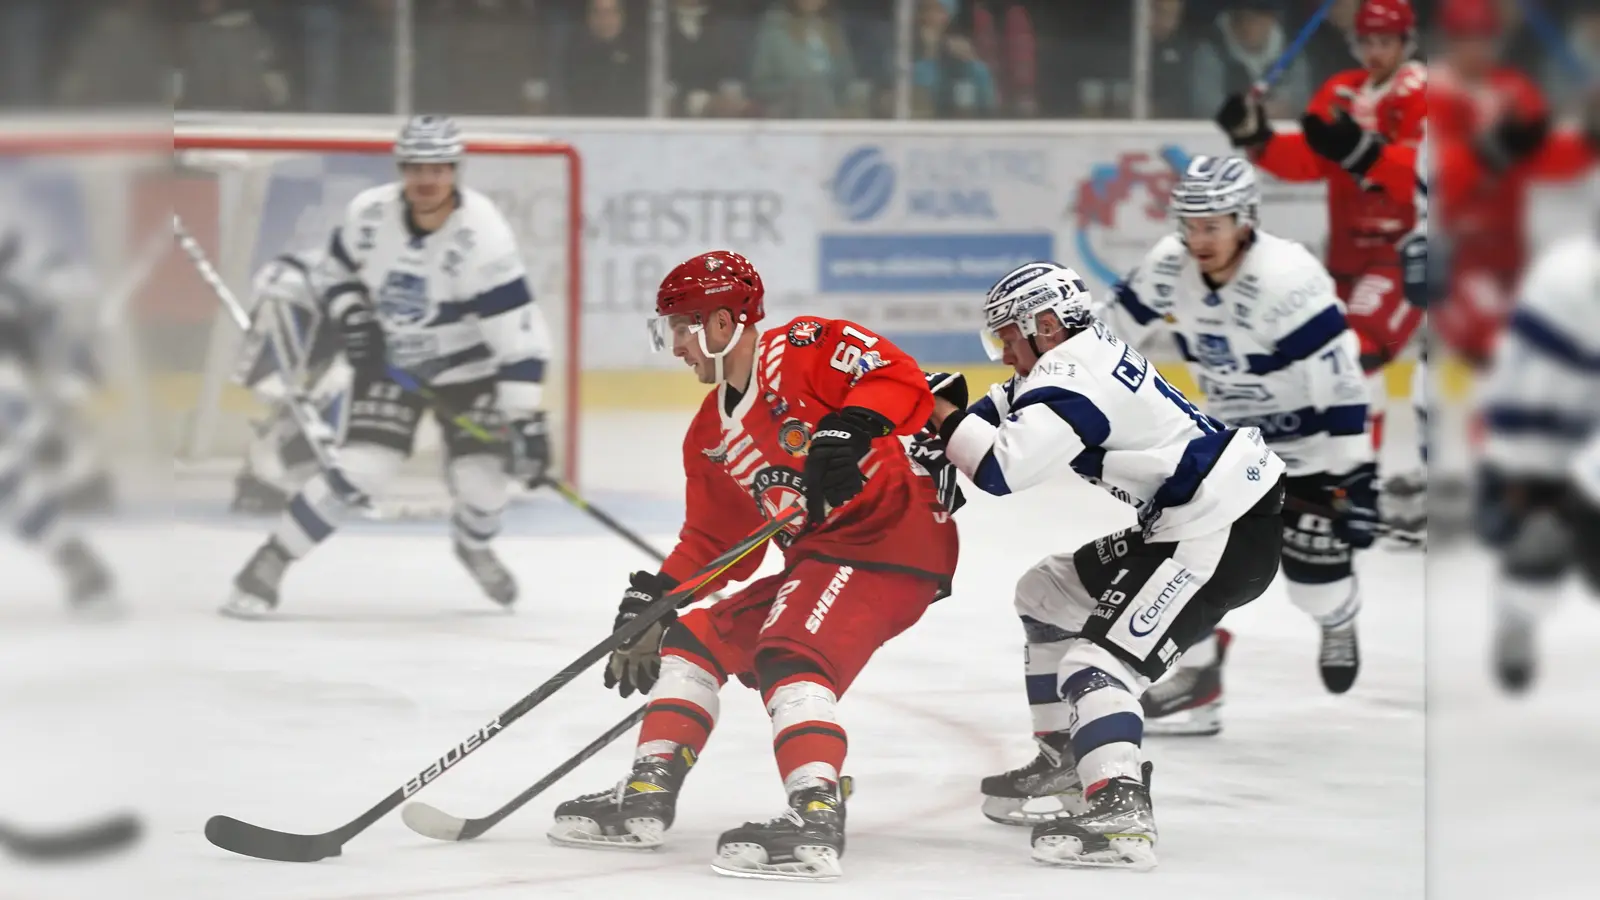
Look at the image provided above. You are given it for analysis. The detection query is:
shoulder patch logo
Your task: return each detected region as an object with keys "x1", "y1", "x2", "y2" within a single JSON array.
[{"x1": 787, "y1": 320, "x2": 823, "y2": 347}]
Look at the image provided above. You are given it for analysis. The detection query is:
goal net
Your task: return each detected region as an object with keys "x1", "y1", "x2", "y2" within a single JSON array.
[{"x1": 171, "y1": 125, "x2": 583, "y2": 507}]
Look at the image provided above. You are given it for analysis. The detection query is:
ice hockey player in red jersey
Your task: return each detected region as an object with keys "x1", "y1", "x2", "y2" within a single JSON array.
[
  {"x1": 1214, "y1": 0, "x2": 1425, "y2": 455},
  {"x1": 545, "y1": 251, "x2": 960, "y2": 881}
]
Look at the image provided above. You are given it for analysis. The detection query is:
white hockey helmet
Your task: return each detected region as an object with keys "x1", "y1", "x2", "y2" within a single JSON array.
[
  {"x1": 979, "y1": 262, "x2": 1094, "y2": 360},
  {"x1": 1169, "y1": 154, "x2": 1260, "y2": 231},
  {"x1": 394, "y1": 115, "x2": 465, "y2": 165}
]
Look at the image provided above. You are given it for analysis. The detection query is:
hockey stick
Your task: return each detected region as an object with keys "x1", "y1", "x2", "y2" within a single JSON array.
[
  {"x1": 1250, "y1": 0, "x2": 1338, "y2": 99},
  {"x1": 203, "y1": 503, "x2": 797, "y2": 863},
  {"x1": 0, "y1": 812, "x2": 142, "y2": 862},
  {"x1": 401, "y1": 704, "x2": 647, "y2": 841}
]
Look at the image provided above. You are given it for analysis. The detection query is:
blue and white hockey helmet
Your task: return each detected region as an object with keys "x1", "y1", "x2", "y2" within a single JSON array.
[
  {"x1": 394, "y1": 115, "x2": 465, "y2": 165},
  {"x1": 979, "y1": 262, "x2": 1094, "y2": 360},
  {"x1": 1169, "y1": 154, "x2": 1260, "y2": 230}
]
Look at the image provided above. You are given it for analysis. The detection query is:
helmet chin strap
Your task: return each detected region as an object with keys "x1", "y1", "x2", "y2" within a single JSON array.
[{"x1": 698, "y1": 322, "x2": 746, "y2": 384}]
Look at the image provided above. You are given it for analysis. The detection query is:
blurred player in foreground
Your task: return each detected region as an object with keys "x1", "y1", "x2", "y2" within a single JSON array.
[
  {"x1": 228, "y1": 249, "x2": 347, "y2": 514},
  {"x1": 1096, "y1": 157, "x2": 1375, "y2": 733},
  {"x1": 930, "y1": 260, "x2": 1285, "y2": 869},
  {"x1": 1476, "y1": 230, "x2": 1600, "y2": 693},
  {"x1": 546, "y1": 251, "x2": 960, "y2": 882},
  {"x1": 225, "y1": 115, "x2": 553, "y2": 617}
]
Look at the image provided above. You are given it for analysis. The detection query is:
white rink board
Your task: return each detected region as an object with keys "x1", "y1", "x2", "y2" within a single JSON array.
[{"x1": 0, "y1": 411, "x2": 1428, "y2": 899}]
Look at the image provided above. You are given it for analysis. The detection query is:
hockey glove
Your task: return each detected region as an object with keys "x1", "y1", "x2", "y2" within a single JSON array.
[
  {"x1": 329, "y1": 285, "x2": 387, "y2": 378},
  {"x1": 505, "y1": 411, "x2": 550, "y2": 488},
  {"x1": 907, "y1": 427, "x2": 966, "y2": 515},
  {"x1": 1214, "y1": 92, "x2": 1273, "y2": 149},
  {"x1": 803, "y1": 406, "x2": 895, "y2": 528},
  {"x1": 604, "y1": 570, "x2": 679, "y2": 699},
  {"x1": 1328, "y1": 463, "x2": 1381, "y2": 550},
  {"x1": 1476, "y1": 114, "x2": 1550, "y2": 173},
  {"x1": 1398, "y1": 232, "x2": 1428, "y2": 310},
  {"x1": 922, "y1": 370, "x2": 969, "y2": 411},
  {"x1": 1300, "y1": 109, "x2": 1383, "y2": 178}
]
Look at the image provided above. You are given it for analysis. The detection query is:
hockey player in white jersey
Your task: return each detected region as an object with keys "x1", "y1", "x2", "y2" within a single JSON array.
[
  {"x1": 927, "y1": 261, "x2": 1287, "y2": 869},
  {"x1": 1475, "y1": 232, "x2": 1600, "y2": 692},
  {"x1": 229, "y1": 249, "x2": 348, "y2": 514},
  {"x1": 0, "y1": 213, "x2": 116, "y2": 610},
  {"x1": 224, "y1": 115, "x2": 553, "y2": 618},
  {"x1": 1098, "y1": 156, "x2": 1377, "y2": 721}
]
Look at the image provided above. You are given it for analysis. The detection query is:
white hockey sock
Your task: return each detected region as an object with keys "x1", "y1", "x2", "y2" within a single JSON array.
[
  {"x1": 1024, "y1": 636, "x2": 1075, "y2": 735},
  {"x1": 635, "y1": 655, "x2": 722, "y2": 762},
  {"x1": 446, "y1": 454, "x2": 508, "y2": 549},
  {"x1": 1061, "y1": 665, "x2": 1144, "y2": 788},
  {"x1": 1287, "y1": 575, "x2": 1362, "y2": 628},
  {"x1": 1495, "y1": 574, "x2": 1564, "y2": 622},
  {"x1": 273, "y1": 445, "x2": 402, "y2": 558}
]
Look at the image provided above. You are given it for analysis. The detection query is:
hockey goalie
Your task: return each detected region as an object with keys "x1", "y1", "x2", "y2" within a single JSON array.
[{"x1": 545, "y1": 250, "x2": 961, "y2": 882}]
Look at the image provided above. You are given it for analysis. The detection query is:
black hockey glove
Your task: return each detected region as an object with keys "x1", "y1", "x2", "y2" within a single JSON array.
[
  {"x1": 803, "y1": 406, "x2": 895, "y2": 528},
  {"x1": 1300, "y1": 108, "x2": 1383, "y2": 178},
  {"x1": 329, "y1": 285, "x2": 387, "y2": 378},
  {"x1": 1476, "y1": 114, "x2": 1551, "y2": 173},
  {"x1": 604, "y1": 570, "x2": 679, "y2": 699},
  {"x1": 505, "y1": 411, "x2": 550, "y2": 488},
  {"x1": 1214, "y1": 92, "x2": 1273, "y2": 149},
  {"x1": 1398, "y1": 232, "x2": 1428, "y2": 309},
  {"x1": 922, "y1": 370, "x2": 969, "y2": 412},
  {"x1": 907, "y1": 427, "x2": 966, "y2": 515},
  {"x1": 1328, "y1": 463, "x2": 1381, "y2": 549}
]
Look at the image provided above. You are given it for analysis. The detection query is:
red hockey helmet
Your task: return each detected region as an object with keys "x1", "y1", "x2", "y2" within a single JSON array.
[
  {"x1": 649, "y1": 250, "x2": 766, "y2": 352},
  {"x1": 1439, "y1": 0, "x2": 1499, "y2": 36},
  {"x1": 1355, "y1": 0, "x2": 1415, "y2": 36}
]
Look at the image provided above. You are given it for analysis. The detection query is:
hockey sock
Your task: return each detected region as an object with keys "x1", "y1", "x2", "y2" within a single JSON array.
[
  {"x1": 446, "y1": 455, "x2": 508, "y2": 548},
  {"x1": 765, "y1": 677, "x2": 847, "y2": 794},
  {"x1": 273, "y1": 471, "x2": 364, "y2": 558},
  {"x1": 1062, "y1": 665, "x2": 1144, "y2": 789},
  {"x1": 1024, "y1": 633, "x2": 1076, "y2": 736},
  {"x1": 635, "y1": 654, "x2": 722, "y2": 764},
  {"x1": 1287, "y1": 576, "x2": 1362, "y2": 628},
  {"x1": 1495, "y1": 573, "x2": 1564, "y2": 622}
]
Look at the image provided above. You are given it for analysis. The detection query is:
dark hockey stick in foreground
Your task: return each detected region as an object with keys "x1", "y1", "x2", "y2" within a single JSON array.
[
  {"x1": 402, "y1": 704, "x2": 647, "y2": 841},
  {"x1": 203, "y1": 505, "x2": 798, "y2": 863},
  {"x1": 1, "y1": 813, "x2": 142, "y2": 862}
]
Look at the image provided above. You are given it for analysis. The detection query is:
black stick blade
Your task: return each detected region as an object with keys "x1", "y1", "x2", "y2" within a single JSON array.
[
  {"x1": 0, "y1": 813, "x2": 142, "y2": 862},
  {"x1": 204, "y1": 815, "x2": 341, "y2": 862}
]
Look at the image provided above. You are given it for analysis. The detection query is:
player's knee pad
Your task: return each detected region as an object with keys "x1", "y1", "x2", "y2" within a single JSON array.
[
  {"x1": 1474, "y1": 468, "x2": 1565, "y2": 550},
  {"x1": 1014, "y1": 552, "x2": 1095, "y2": 632},
  {"x1": 661, "y1": 613, "x2": 733, "y2": 685},
  {"x1": 446, "y1": 452, "x2": 508, "y2": 546},
  {"x1": 1059, "y1": 638, "x2": 1147, "y2": 699},
  {"x1": 1285, "y1": 575, "x2": 1361, "y2": 627}
]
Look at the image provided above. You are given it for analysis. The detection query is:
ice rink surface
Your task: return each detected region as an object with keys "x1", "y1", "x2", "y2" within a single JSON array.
[{"x1": 0, "y1": 412, "x2": 1445, "y2": 898}]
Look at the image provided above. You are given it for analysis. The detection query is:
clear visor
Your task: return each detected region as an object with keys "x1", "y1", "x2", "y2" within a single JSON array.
[
  {"x1": 647, "y1": 314, "x2": 703, "y2": 352},
  {"x1": 978, "y1": 328, "x2": 1005, "y2": 362}
]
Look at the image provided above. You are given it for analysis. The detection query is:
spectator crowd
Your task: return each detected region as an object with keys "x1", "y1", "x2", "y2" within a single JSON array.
[{"x1": 0, "y1": 0, "x2": 1593, "y2": 119}]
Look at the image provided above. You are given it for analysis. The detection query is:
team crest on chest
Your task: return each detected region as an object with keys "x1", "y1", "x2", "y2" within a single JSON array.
[
  {"x1": 778, "y1": 419, "x2": 812, "y2": 456},
  {"x1": 787, "y1": 320, "x2": 823, "y2": 347},
  {"x1": 750, "y1": 466, "x2": 807, "y2": 546},
  {"x1": 1194, "y1": 333, "x2": 1238, "y2": 373},
  {"x1": 377, "y1": 271, "x2": 430, "y2": 325}
]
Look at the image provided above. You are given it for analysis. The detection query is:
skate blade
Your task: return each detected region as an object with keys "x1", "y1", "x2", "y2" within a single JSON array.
[
  {"x1": 219, "y1": 594, "x2": 273, "y2": 620},
  {"x1": 711, "y1": 844, "x2": 842, "y2": 882},
  {"x1": 982, "y1": 793, "x2": 1085, "y2": 826},
  {"x1": 1032, "y1": 834, "x2": 1157, "y2": 871},
  {"x1": 546, "y1": 816, "x2": 664, "y2": 851}
]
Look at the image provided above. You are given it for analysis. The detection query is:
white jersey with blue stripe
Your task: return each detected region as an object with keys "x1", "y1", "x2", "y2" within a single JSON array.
[
  {"x1": 1481, "y1": 233, "x2": 1600, "y2": 480},
  {"x1": 1101, "y1": 230, "x2": 1372, "y2": 479},
  {"x1": 323, "y1": 183, "x2": 550, "y2": 414},
  {"x1": 944, "y1": 321, "x2": 1286, "y2": 542}
]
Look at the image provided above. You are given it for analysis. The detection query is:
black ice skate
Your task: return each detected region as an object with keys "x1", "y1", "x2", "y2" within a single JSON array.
[
  {"x1": 222, "y1": 539, "x2": 292, "y2": 619},
  {"x1": 1143, "y1": 628, "x2": 1231, "y2": 736},
  {"x1": 1319, "y1": 619, "x2": 1360, "y2": 694},
  {"x1": 1031, "y1": 764, "x2": 1157, "y2": 871},
  {"x1": 712, "y1": 777, "x2": 852, "y2": 882},
  {"x1": 56, "y1": 537, "x2": 116, "y2": 614},
  {"x1": 980, "y1": 731, "x2": 1084, "y2": 825},
  {"x1": 1494, "y1": 610, "x2": 1536, "y2": 694},
  {"x1": 548, "y1": 747, "x2": 696, "y2": 850},
  {"x1": 230, "y1": 470, "x2": 291, "y2": 514},
  {"x1": 454, "y1": 540, "x2": 517, "y2": 607}
]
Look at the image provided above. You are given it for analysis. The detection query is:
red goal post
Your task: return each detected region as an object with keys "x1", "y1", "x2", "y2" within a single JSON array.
[{"x1": 172, "y1": 125, "x2": 584, "y2": 489}]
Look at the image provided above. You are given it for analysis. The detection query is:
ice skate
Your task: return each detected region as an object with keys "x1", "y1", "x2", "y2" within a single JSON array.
[
  {"x1": 712, "y1": 777, "x2": 851, "y2": 882},
  {"x1": 56, "y1": 537, "x2": 117, "y2": 615},
  {"x1": 454, "y1": 540, "x2": 517, "y2": 607},
  {"x1": 1143, "y1": 628, "x2": 1230, "y2": 736},
  {"x1": 222, "y1": 538, "x2": 292, "y2": 619},
  {"x1": 980, "y1": 731, "x2": 1084, "y2": 825},
  {"x1": 548, "y1": 747, "x2": 695, "y2": 850},
  {"x1": 1494, "y1": 610, "x2": 1536, "y2": 694},
  {"x1": 1031, "y1": 764, "x2": 1157, "y2": 871},
  {"x1": 1319, "y1": 618, "x2": 1360, "y2": 694},
  {"x1": 231, "y1": 469, "x2": 291, "y2": 514}
]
